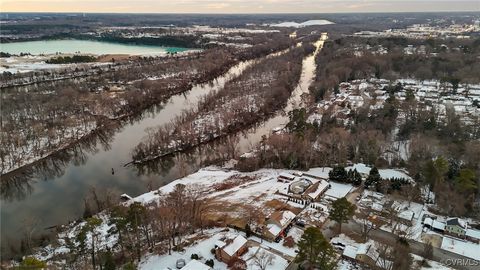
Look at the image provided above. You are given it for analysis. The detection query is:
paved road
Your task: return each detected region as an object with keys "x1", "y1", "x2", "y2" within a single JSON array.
[{"x1": 341, "y1": 221, "x2": 480, "y2": 270}]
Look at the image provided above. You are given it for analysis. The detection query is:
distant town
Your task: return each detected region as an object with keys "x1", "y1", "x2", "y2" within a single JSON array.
[{"x1": 1, "y1": 10, "x2": 480, "y2": 270}]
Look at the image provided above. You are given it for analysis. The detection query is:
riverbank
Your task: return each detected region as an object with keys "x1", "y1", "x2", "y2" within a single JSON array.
[
  {"x1": 0, "y1": 57, "x2": 235, "y2": 176},
  {"x1": 1, "y1": 36, "x2": 298, "y2": 176}
]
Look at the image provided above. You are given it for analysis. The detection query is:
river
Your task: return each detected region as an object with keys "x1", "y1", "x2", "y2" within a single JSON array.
[
  {"x1": 0, "y1": 34, "x2": 326, "y2": 257},
  {"x1": 0, "y1": 39, "x2": 188, "y2": 55}
]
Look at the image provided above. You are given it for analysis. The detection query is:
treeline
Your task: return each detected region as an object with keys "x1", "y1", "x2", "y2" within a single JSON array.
[
  {"x1": 309, "y1": 36, "x2": 480, "y2": 101},
  {"x1": 92, "y1": 34, "x2": 208, "y2": 48},
  {"x1": 46, "y1": 55, "x2": 97, "y2": 64},
  {"x1": 132, "y1": 44, "x2": 314, "y2": 163},
  {"x1": 51, "y1": 184, "x2": 214, "y2": 269},
  {"x1": 1, "y1": 34, "x2": 295, "y2": 174},
  {"x1": 420, "y1": 156, "x2": 478, "y2": 216}
]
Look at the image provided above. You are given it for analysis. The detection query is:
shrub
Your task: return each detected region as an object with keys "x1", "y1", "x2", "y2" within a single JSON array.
[
  {"x1": 18, "y1": 257, "x2": 46, "y2": 269},
  {"x1": 227, "y1": 256, "x2": 247, "y2": 270},
  {"x1": 205, "y1": 259, "x2": 214, "y2": 267},
  {"x1": 191, "y1": 253, "x2": 199, "y2": 260},
  {"x1": 283, "y1": 236, "x2": 295, "y2": 248}
]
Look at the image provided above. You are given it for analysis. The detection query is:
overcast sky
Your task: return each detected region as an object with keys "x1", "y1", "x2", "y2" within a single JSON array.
[{"x1": 2, "y1": 0, "x2": 480, "y2": 13}]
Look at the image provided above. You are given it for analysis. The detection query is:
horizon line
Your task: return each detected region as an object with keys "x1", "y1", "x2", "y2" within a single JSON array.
[{"x1": 2, "y1": 10, "x2": 480, "y2": 15}]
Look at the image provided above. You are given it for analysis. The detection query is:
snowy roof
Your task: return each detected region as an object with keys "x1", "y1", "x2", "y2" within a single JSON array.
[
  {"x1": 181, "y1": 259, "x2": 212, "y2": 270},
  {"x1": 356, "y1": 243, "x2": 370, "y2": 255},
  {"x1": 307, "y1": 180, "x2": 330, "y2": 199},
  {"x1": 278, "y1": 172, "x2": 296, "y2": 180},
  {"x1": 372, "y1": 202, "x2": 384, "y2": 212},
  {"x1": 441, "y1": 236, "x2": 480, "y2": 260},
  {"x1": 446, "y1": 218, "x2": 467, "y2": 229},
  {"x1": 270, "y1": 210, "x2": 296, "y2": 227},
  {"x1": 223, "y1": 235, "x2": 247, "y2": 256},
  {"x1": 466, "y1": 229, "x2": 480, "y2": 240},
  {"x1": 343, "y1": 245, "x2": 358, "y2": 259},
  {"x1": 324, "y1": 182, "x2": 353, "y2": 199},
  {"x1": 424, "y1": 217, "x2": 446, "y2": 231},
  {"x1": 267, "y1": 224, "x2": 282, "y2": 237}
]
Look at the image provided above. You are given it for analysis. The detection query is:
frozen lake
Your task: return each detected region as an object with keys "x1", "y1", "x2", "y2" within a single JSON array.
[{"x1": 0, "y1": 39, "x2": 189, "y2": 55}]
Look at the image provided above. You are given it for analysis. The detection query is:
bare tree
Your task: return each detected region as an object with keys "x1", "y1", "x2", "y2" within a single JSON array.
[{"x1": 253, "y1": 249, "x2": 274, "y2": 270}]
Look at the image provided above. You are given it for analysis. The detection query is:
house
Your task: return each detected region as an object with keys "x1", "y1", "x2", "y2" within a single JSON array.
[
  {"x1": 305, "y1": 180, "x2": 330, "y2": 201},
  {"x1": 355, "y1": 243, "x2": 378, "y2": 266},
  {"x1": 264, "y1": 210, "x2": 296, "y2": 241},
  {"x1": 423, "y1": 217, "x2": 446, "y2": 233},
  {"x1": 355, "y1": 243, "x2": 393, "y2": 270},
  {"x1": 182, "y1": 259, "x2": 212, "y2": 270},
  {"x1": 342, "y1": 245, "x2": 358, "y2": 261},
  {"x1": 466, "y1": 228, "x2": 480, "y2": 243},
  {"x1": 445, "y1": 218, "x2": 467, "y2": 237},
  {"x1": 215, "y1": 235, "x2": 248, "y2": 263},
  {"x1": 278, "y1": 172, "x2": 296, "y2": 182},
  {"x1": 289, "y1": 178, "x2": 313, "y2": 195}
]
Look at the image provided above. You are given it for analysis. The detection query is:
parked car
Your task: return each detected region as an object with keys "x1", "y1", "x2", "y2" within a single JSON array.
[{"x1": 295, "y1": 219, "x2": 306, "y2": 227}]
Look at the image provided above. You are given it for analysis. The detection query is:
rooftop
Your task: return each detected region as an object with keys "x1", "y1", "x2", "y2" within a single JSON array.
[
  {"x1": 223, "y1": 235, "x2": 248, "y2": 256},
  {"x1": 181, "y1": 260, "x2": 212, "y2": 270}
]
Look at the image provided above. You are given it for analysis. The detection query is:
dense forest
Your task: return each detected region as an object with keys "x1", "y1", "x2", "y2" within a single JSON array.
[
  {"x1": 132, "y1": 44, "x2": 314, "y2": 162},
  {"x1": 310, "y1": 36, "x2": 480, "y2": 101}
]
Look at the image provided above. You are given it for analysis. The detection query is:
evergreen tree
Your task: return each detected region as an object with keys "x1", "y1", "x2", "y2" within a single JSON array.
[
  {"x1": 245, "y1": 223, "x2": 252, "y2": 238},
  {"x1": 329, "y1": 166, "x2": 348, "y2": 182},
  {"x1": 351, "y1": 169, "x2": 362, "y2": 186},
  {"x1": 329, "y1": 197, "x2": 355, "y2": 233},
  {"x1": 423, "y1": 156, "x2": 448, "y2": 189},
  {"x1": 104, "y1": 250, "x2": 116, "y2": 270},
  {"x1": 365, "y1": 166, "x2": 381, "y2": 189},
  {"x1": 455, "y1": 168, "x2": 477, "y2": 194},
  {"x1": 295, "y1": 227, "x2": 336, "y2": 270},
  {"x1": 205, "y1": 259, "x2": 214, "y2": 267}
]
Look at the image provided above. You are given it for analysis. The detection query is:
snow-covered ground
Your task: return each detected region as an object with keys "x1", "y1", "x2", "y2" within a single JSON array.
[
  {"x1": 412, "y1": 254, "x2": 454, "y2": 270},
  {"x1": 139, "y1": 228, "x2": 229, "y2": 270},
  {"x1": 441, "y1": 236, "x2": 480, "y2": 261},
  {"x1": 244, "y1": 246, "x2": 289, "y2": 270},
  {"x1": 346, "y1": 163, "x2": 412, "y2": 181},
  {"x1": 139, "y1": 228, "x2": 294, "y2": 270},
  {"x1": 29, "y1": 164, "x2": 420, "y2": 268},
  {"x1": 269, "y1": 20, "x2": 334, "y2": 28}
]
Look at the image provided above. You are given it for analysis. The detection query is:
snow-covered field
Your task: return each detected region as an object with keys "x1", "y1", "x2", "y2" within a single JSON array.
[{"x1": 269, "y1": 20, "x2": 334, "y2": 28}]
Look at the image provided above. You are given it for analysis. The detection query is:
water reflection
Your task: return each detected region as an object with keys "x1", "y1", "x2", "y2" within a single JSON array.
[
  {"x1": 0, "y1": 37, "x2": 325, "y2": 257},
  {"x1": 0, "y1": 58, "x2": 255, "y2": 256}
]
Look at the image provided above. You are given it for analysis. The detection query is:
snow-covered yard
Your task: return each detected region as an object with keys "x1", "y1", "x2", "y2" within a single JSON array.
[
  {"x1": 139, "y1": 228, "x2": 296, "y2": 270},
  {"x1": 139, "y1": 228, "x2": 228, "y2": 270}
]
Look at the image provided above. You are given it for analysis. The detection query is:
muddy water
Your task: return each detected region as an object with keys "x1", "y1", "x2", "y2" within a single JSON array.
[
  {"x1": 236, "y1": 34, "x2": 327, "y2": 153},
  {"x1": 0, "y1": 35, "x2": 326, "y2": 257},
  {"x1": 0, "y1": 58, "x2": 254, "y2": 256}
]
